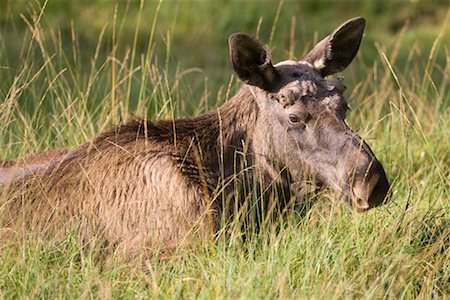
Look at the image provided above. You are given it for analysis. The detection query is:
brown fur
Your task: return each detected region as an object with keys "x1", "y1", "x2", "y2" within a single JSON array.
[{"x1": 0, "y1": 148, "x2": 69, "y2": 168}]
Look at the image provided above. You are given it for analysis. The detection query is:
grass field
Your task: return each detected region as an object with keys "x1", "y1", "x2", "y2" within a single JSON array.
[{"x1": 0, "y1": 1, "x2": 449, "y2": 298}]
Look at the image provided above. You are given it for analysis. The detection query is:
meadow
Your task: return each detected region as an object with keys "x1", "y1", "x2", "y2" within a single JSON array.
[{"x1": 0, "y1": 0, "x2": 449, "y2": 298}]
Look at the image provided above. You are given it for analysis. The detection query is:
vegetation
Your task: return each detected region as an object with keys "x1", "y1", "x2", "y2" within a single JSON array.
[{"x1": 0, "y1": 0, "x2": 449, "y2": 298}]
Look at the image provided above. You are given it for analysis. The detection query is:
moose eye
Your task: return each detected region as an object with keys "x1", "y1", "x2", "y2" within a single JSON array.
[{"x1": 288, "y1": 114, "x2": 301, "y2": 123}]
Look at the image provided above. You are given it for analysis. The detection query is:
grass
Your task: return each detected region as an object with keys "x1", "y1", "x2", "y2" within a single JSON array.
[{"x1": 0, "y1": 1, "x2": 449, "y2": 298}]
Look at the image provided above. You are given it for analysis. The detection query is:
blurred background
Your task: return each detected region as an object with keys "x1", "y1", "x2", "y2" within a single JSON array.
[{"x1": 1, "y1": 0, "x2": 448, "y2": 97}]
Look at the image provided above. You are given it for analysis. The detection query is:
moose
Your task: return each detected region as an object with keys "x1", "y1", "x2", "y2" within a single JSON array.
[{"x1": 0, "y1": 17, "x2": 389, "y2": 255}]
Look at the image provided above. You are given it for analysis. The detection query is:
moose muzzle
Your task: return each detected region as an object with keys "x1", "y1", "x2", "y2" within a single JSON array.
[{"x1": 341, "y1": 132, "x2": 390, "y2": 211}]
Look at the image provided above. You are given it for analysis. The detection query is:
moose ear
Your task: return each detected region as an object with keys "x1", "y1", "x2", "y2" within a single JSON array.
[
  {"x1": 229, "y1": 33, "x2": 277, "y2": 91},
  {"x1": 303, "y1": 17, "x2": 366, "y2": 77}
]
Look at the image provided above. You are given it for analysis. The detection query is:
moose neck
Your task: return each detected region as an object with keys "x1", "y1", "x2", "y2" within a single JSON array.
[{"x1": 189, "y1": 87, "x2": 259, "y2": 179}]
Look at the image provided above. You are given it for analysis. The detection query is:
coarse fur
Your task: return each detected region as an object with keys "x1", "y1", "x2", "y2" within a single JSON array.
[{"x1": 0, "y1": 17, "x2": 390, "y2": 256}]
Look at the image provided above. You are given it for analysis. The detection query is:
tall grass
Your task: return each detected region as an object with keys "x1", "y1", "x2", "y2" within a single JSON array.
[{"x1": 0, "y1": 1, "x2": 449, "y2": 298}]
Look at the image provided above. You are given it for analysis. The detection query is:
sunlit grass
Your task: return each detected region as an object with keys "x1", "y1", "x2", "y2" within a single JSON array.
[{"x1": 0, "y1": 1, "x2": 449, "y2": 299}]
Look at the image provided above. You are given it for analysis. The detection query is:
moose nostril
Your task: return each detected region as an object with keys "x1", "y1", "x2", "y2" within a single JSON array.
[
  {"x1": 352, "y1": 186, "x2": 369, "y2": 207},
  {"x1": 356, "y1": 198, "x2": 369, "y2": 210},
  {"x1": 351, "y1": 168, "x2": 390, "y2": 210},
  {"x1": 352, "y1": 183, "x2": 369, "y2": 202}
]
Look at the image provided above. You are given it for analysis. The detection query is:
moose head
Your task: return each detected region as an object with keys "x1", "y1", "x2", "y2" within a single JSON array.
[{"x1": 229, "y1": 17, "x2": 390, "y2": 211}]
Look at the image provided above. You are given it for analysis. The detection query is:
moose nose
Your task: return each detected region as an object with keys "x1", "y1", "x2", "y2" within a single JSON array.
[{"x1": 351, "y1": 162, "x2": 390, "y2": 211}]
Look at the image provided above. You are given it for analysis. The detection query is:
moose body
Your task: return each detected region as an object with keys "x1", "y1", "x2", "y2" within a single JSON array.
[{"x1": 0, "y1": 17, "x2": 389, "y2": 254}]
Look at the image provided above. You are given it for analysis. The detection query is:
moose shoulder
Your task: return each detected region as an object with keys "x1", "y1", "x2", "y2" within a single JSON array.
[{"x1": 0, "y1": 17, "x2": 389, "y2": 254}]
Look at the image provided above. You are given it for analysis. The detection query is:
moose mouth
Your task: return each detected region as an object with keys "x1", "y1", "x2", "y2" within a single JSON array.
[{"x1": 289, "y1": 160, "x2": 390, "y2": 212}]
